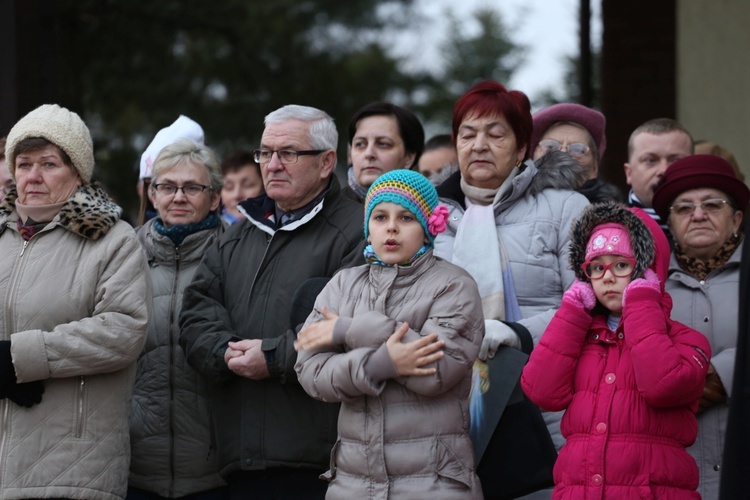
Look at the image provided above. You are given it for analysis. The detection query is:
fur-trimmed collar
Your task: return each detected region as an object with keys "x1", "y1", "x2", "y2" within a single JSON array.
[
  {"x1": 436, "y1": 151, "x2": 585, "y2": 207},
  {"x1": 569, "y1": 202, "x2": 657, "y2": 283},
  {"x1": 0, "y1": 182, "x2": 122, "y2": 240}
]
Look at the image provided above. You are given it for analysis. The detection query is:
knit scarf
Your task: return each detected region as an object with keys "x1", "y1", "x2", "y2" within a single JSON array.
[
  {"x1": 452, "y1": 179, "x2": 522, "y2": 323},
  {"x1": 363, "y1": 243, "x2": 429, "y2": 267},
  {"x1": 347, "y1": 167, "x2": 369, "y2": 201},
  {"x1": 674, "y1": 232, "x2": 742, "y2": 281},
  {"x1": 153, "y1": 213, "x2": 220, "y2": 247}
]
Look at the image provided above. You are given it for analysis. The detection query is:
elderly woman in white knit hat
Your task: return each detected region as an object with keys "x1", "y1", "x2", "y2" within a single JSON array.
[{"x1": 0, "y1": 104, "x2": 149, "y2": 500}]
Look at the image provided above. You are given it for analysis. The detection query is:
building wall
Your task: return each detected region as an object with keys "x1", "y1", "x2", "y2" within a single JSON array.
[
  {"x1": 677, "y1": 0, "x2": 750, "y2": 179},
  {"x1": 600, "y1": 0, "x2": 676, "y2": 191}
]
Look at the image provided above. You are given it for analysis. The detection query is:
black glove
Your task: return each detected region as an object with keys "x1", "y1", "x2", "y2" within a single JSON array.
[
  {"x1": 0, "y1": 340, "x2": 45, "y2": 407},
  {"x1": 6, "y1": 380, "x2": 45, "y2": 408},
  {"x1": 0, "y1": 340, "x2": 15, "y2": 398}
]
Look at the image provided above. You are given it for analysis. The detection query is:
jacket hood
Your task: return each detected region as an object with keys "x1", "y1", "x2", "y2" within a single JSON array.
[
  {"x1": 570, "y1": 202, "x2": 662, "y2": 284},
  {"x1": 0, "y1": 182, "x2": 122, "y2": 240}
]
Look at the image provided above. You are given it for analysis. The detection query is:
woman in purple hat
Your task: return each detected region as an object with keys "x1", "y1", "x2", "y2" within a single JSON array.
[
  {"x1": 531, "y1": 103, "x2": 623, "y2": 204},
  {"x1": 652, "y1": 154, "x2": 750, "y2": 499}
]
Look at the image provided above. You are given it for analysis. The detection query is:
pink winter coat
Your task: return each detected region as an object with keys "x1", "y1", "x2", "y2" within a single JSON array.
[{"x1": 521, "y1": 206, "x2": 711, "y2": 499}]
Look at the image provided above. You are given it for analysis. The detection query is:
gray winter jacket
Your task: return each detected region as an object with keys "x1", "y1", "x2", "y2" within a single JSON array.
[
  {"x1": 129, "y1": 220, "x2": 225, "y2": 497},
  {"x1": 0, "y1": 184, "x2": 149, "y2": 500},
  {"x1": 434, "y1": 156, "x2": 589, "y2": 451},
  {"x1": 666, "y1": 242, "x2": 742, "y2": 500},
  {"x1": 296, "y1": 251, "x2": 484, "y2": 499},
  {"x1": 434, "y1": 157, "x2": 589, "y2": 343}
]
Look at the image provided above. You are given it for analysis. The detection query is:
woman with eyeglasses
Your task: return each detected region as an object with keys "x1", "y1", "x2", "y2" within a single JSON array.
[
  {"x1": 344, "y1": 101, "x2": 425, "y2": 203},
  {"x1": 652, "y1": 154, "x2": 749, "y2": 500},
  {"x1": 530, "y1": 103, "x2": 623, "y2": 204},
  {"x1": 129, "y1": 138, "x2": 227, "y2": 499}
]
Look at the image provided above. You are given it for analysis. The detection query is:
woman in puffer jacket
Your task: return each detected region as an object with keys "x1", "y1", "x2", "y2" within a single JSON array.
[
  {"x1": 129, "y1": 138, "x2": 227, "y2": 499},
  {"x1": 522, "y1": 202, "x2": 711, "y2": 499}
]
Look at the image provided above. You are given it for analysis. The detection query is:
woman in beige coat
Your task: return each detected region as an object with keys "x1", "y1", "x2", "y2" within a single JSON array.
[{"x1": 0, "y1": 104, "x2": 149, "y2": 500}]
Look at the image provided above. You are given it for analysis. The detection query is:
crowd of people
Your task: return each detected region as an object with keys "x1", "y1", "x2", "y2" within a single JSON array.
[{"x1": 0, "y1": 78, "x2": 746, "y2": 500}]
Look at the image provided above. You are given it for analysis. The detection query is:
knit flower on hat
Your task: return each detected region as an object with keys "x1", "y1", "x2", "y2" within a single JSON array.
[{"x1": 428, "y1": 204, "x2": 449, "y2": 236}]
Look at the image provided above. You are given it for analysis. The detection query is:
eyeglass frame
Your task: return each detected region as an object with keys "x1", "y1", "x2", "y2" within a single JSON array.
[
  {"x1": 669, "y1": 198, "x2": 731, "y2": 217},
  {"x1": 580, "y1": 257, "x2": 636, "y2": 280},
  {"x1": 152, "y1": 183, "x2": 215, "y2": 197},
  {"x1": 538, "y1": 139, "x2": 591, "y2": 158},
  {"x1": 253, "y1": 149, "x2": 326, "y2": 165}
]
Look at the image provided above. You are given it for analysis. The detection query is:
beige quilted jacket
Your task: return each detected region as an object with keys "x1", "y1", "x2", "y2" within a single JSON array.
[{"x1": 0, "y1": 184, "x2": 149, "y2": 500}]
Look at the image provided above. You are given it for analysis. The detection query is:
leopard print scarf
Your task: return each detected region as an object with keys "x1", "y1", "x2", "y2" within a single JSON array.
[{"x1": 675, "y1": 232, "x2": 742, "y2": 280}]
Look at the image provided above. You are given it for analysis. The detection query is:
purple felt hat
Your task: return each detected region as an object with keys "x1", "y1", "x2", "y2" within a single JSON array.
[
  {"x1": 652, "y1": 155, "x2": 750, "y2": 221},
  {"x1": 531, "y1": 103, "x2": 606, "y2": 161}
]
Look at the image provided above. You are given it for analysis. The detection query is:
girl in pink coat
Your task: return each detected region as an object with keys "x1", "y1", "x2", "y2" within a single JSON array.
[{"x1": 521, "y1": 202, "x2": 711, "y2": 499}]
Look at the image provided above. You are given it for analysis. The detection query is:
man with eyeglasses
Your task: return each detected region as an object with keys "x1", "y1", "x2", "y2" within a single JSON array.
[
  {"x1": 530, "y1": 103, "x2": 623, "y2": 204},
  {"x1": 180, "y1": 105, "x2": 365, "y2": 499},
  {"x1": 624, "y1": 118, "x2": 694, "y2": 244}
]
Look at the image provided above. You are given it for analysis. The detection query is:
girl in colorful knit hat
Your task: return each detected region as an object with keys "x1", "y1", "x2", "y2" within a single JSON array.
[
  {"x1": 521, "y1": 201, "x2": 711, "y2": 498},
  {"x1": 295, "y1": 169, "x2": 485, "y2": 499}
]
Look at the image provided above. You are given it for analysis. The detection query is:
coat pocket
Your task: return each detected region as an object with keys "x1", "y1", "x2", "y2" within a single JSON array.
[
  {"x1": 321, "y1": 439, "x2": 341, "y2": 482},
  {"x1": 435, "y1": 437, "x2": 473, "y2": 489}
]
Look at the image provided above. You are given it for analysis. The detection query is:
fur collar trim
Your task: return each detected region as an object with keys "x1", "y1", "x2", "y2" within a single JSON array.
[
  {"x1": 436, "y1": 151, "x2": 585, "y2": 206},
  {"x1": 570, "y1": 202, "x2": 656, "y2": 282},
  {"x1": 0, "y1": 182, "x2": 122, "y2": 240}
]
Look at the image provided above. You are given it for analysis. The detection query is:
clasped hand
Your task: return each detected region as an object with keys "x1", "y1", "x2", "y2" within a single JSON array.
[
  {"x1": 294, "y1": 306, "x2": 444, "y2": 377},
  {"x1": 224, "y1": 339, "x2": 269, "y2": 380}
]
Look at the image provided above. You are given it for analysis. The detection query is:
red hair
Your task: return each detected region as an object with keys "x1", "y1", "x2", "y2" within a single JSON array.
[{"x1": 451, "y1": 80, "x2": 532, "y2": 160}]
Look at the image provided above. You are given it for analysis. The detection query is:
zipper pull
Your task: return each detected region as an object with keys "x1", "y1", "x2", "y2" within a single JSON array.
[{"x1": 19, "y1": 240, "x2": 28, "y2": 257}]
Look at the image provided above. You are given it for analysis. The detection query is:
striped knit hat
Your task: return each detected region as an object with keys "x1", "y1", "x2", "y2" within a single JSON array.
[{"x1": 364, "y1": 169, "x2": 449, "y2": 244}]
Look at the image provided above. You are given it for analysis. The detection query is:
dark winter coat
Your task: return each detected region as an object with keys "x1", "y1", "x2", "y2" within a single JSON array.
[
  {"x1": 129, "y1": 220, "x2": 225, "y2": 497},
  {"x1": 179, "y1": 177, "x2": 366, "y2": 477}
]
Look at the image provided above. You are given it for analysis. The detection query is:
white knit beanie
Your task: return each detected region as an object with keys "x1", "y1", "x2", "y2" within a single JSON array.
[{"x1": 5, "y1": 104, "x2": 94, "y2": 183}]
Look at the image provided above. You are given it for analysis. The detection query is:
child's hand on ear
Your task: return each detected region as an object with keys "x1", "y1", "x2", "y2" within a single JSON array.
[
  {"x1": 386, "y1": 323, "x2": 445, "y2": 376},
  {"x1": 294, "y1": 306, "x2": 339, "y2": 351},
  {"x1": 622, "y1": 269, "x2": 661, "y2": 308},
  {"x1": 563, "y1": 279, "x2": 597, "y2": 311}
]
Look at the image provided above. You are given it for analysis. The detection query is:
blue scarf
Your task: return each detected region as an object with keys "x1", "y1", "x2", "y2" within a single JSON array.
[{"x1": 153, "y1": 213, "x2": 219, "y2": 247}]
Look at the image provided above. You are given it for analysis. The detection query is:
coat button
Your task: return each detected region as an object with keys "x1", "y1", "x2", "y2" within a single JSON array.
[
  {"x1": 593, "y1": 334, "x2": 599, "y2": 340},
  {"x1": 703, "y1": 316, "x2": 710, "y2": 323},
  {"x1": 605, "y1": 373, "x2": 616, "y2": 384},
  {"x1": 714, "y1": 464, "x2": 721, "y2": 471},
  {"x1": 244, "y1": 458, "x2": 252, "y2": 465},
  {"x1": 592, "y1": 474, "x2": 603, "y2": 486},
  {"x1": 700, "y1": 280, "x2": 706, "y2": 286},
  {"x1": 596, "y1": 422, "x2": 607, "y2": 434}
]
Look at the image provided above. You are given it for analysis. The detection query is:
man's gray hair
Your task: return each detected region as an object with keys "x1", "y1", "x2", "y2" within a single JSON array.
[{"x1": 265, "y1": 105, "x2": 338, "y2": 151}]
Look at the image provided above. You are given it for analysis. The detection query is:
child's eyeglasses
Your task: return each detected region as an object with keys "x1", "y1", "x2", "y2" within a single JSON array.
[{"x1": 581, "y1": 258, "x2": 635, "y2": 280}]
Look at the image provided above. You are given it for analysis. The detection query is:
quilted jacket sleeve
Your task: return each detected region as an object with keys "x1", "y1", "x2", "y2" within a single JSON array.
[
  {"x1": 296, "y1": 269, "x2": 485, "y2": 400},
  {"x1": 517, "y1": 191, "x2": 589, "y2": 344},
  {"x1": 521, "y1": 300, "x2": 593, "y2": 412},
  {"x1": 624, "y1": 286, "x2": 712, "y2": 408}
]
